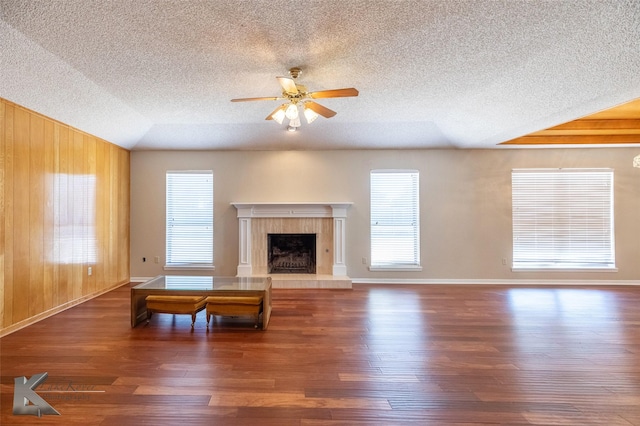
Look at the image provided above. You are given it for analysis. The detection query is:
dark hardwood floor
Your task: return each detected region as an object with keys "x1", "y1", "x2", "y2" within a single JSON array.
[{"x1": 1, "y1": 283, "x2": 640, "y2": 425}]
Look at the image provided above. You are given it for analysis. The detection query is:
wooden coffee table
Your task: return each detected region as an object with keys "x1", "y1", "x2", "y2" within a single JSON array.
[{"x1": 131, "y1": 276, "x2": 272, "y2": 329}]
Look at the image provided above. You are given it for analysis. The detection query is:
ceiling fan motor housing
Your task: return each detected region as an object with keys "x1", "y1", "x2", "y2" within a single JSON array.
[{"x1": 289, "y1": 67, "x2": 302, "y2": 79}]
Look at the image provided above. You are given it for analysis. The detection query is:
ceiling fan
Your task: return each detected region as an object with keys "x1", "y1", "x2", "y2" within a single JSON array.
[{"x1": 231, "y1": 67, "x2": 359, "y2": 131}]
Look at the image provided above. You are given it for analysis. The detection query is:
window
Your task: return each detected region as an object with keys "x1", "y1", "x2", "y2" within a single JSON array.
[
  {"x1": 370, "y1": 170, "x2": 421, "y2": 270},
  {"x1": 166, "y1": 171, "x2": 214, "y2": 269},
  {"x1": 511, "y1": 168, "x2": 615, "y2": 270}
]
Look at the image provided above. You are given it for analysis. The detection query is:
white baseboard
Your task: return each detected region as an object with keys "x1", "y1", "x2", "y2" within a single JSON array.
[
  {"x1": 350, "y1": 278, "x2": 640, "y2": 286},
  {"x1": 130, "y1": 276, "x2": 154, "y2": 283},
  {"x1": 131, "y1": 275, "x2": 352, "y2": 289},
  {"x1": 132, "y1": 276, "x2": 640, "y2": 286}
]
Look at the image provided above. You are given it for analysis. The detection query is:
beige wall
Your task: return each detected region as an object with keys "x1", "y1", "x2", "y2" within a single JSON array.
[
  {"x1": 130, "y1": 148, "x2": 640, "y2": 282},
  {"x1": 1, "y1": 99, "x2": 131, "y2": 336}
]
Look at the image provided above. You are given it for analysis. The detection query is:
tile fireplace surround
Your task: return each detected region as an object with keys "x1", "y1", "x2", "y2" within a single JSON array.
[{"x1": 231, "y1": 202, "x2": 352, "y2": 289}]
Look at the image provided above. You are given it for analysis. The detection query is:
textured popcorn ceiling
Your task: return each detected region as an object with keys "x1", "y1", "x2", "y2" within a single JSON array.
[{"x1": 1, "y1": 0, "x2": 639, "y2": 150}]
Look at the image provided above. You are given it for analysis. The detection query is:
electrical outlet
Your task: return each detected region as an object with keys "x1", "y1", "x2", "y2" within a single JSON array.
[
  {"x1": 362, "y1": 257, "x2": 367, "y2": 265},
  {"x1": 88, "y1": 266, "x2": 92, "y2": 276},
  {"x1": 502, "y1": 258, "x2": 507, "y2": 265},
  {"x1": 154, "y1": 256, "x2": 160, "y2": 264}
]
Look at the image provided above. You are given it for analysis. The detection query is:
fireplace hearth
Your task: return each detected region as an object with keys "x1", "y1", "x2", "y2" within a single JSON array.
[{"x1": 268, "y1": 234, "x2": 316, "y2": 274}]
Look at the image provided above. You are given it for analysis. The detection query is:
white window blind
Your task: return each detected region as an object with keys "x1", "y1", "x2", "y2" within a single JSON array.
[
  {"x1": 166, "y1": 171, "x2": 214, "y2": 268},
  {"x1": 511, "y1": 168, "x2": 615, "y2": 270},
  {"x1": 370, "y1": 170, "x2": 421, "y2": 269}
]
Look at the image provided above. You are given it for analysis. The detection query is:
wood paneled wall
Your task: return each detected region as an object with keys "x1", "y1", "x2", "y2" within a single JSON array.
[{"x1": 0, "y1": 98, "x2": 130, "y2": 336}]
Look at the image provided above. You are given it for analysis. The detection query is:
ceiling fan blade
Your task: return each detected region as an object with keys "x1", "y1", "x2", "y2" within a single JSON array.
[
  {"x1": 305, "y1": 101, "x2": 337, "y2": 118},
  {"x1": 277, "y1": 77, "x2": 299, "y2": 95},
  {"x1": 231, "y1": 96, "x2": 281, "y2": 102},
  {"x1": 309, "y1": 88, "x2": 359, "y2": 99}
]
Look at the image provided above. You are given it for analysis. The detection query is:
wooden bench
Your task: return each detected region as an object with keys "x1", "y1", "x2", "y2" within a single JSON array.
[
  {"x1": 205, "y1": 296, "x2": 264, "y2": 329},
  {"x1": 145, "y1": 295, "x2": 207, "y2": 328}
]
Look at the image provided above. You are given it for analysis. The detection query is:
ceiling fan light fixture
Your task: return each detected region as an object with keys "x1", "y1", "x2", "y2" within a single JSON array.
[
  {"x1": 303, "y1": 105, "x2": 319, "y2": 123},
  {"x1": 289, "y1": 117, "x2": 301, "y2": 128},
  {"x1": 287, "y1": 117, "x2": 301, "y2": 132},
  {"x1": 285, "y1": 103, "x2": 299, "y2": 120},
  {"x1": 271, "y1": 105, "x2": 286, "y2": 124}
]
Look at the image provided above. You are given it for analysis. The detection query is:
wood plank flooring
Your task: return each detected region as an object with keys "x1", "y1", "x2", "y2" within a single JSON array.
[{"x1": 1, "y1": 283, "x2": 640, "y2": 425}]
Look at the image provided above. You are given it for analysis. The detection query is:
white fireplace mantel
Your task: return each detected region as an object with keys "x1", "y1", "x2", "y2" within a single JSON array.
[
  {"x1": 232, "y1": 202, "x2": 352, "y2": 219},
  {"x1": 231, "y1": 202, "x2": 353, "y2": 277}
]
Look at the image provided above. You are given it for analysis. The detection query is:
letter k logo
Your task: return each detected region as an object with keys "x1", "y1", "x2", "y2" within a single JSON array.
[{"x1": 13, "y1": 372, "x2": 60, "y2": 416}]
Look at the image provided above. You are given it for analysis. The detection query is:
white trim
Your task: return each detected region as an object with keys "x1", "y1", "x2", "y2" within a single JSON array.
[
  {"x1": 511, "y1": 168, "x2": 615, "y2": 269},
  {"x1": 163, "y1": 265, "x2": 215, "y2": 271},
  {"x1": 130, "y1": 276, "x2": 154, "y2": 283},
  {"x1": 333, "y1": 217, "x2": 347, "y2": 275},
  {"x1": 512, "y1": 267, "x2": 618, "y2": 272},
  {"x1": 237, "y1": 217, "x2": 252, "y2": 275},
  {"x1": 131, "y1": 276, "x2": 640, "y2": 287},
  {"x1": 371, "y1": 168, "x2": 419, "y2": 174},
  {"x1": 231, "y1": 202, "x2": 353, "y2": 218},
  {"x1": 166, "y1": 171, "x2": 214, "y2": 266},
  {"x1": 237, "y1": 264, "x2": 253, "y2": 276},
  {"x1": 333, "y1": 265, "x2": 348, "y2": 276},
  {"x1": 370, "y1": 170, "x2": 420, "y2": 268},
  {"x1": 369, "y1": 265, "x2": 423, "y2": 272},
  {"x1": 351, "y1": 278, "x2": 640, "y2": 285}
]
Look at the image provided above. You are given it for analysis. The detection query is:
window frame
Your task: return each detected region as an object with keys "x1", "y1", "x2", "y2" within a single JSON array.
[
  {"x1": 369, "y1": 169, "x2": 422, "y2": 272},
  {"x1": 511, "y1": 168, "x2": 616, "y2": 272},
  {"x1": 165, "y1": 170, "x2": 215, "y2": 271}
]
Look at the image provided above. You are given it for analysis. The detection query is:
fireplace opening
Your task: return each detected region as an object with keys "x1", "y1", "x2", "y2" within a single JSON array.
[{"x1": 268, "y1": 233, "x2": 316, "y2": 274}]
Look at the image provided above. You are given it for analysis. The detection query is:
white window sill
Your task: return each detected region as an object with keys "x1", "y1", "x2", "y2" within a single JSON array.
[
  {"x1": 164, "y1": 265, "x2": 215, "y2": 271},
  {"x1": 512, "y1": 266, "x2": 617, "y2": 273},
  {"x1": 369, "y1": 265, "x2": 423, "y2": 272}
]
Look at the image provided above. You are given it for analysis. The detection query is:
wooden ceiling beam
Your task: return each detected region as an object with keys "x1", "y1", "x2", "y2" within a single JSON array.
[
  {"x1": 501, "y1": 134, "x2": 640, "y2": 145},
  {"x1": 531, "y1": 129, "x2": 640, "y2": 136},
  {"x1": 546, "y1": 119, "x2": 640, "y2": 131}
]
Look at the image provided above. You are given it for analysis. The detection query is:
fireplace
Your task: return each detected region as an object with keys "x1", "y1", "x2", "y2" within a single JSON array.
[
  {"x1": 268, "y1": 234, "x2": 316, "y2": 274},
  {"x1": 232, "y1": 202, "x2": 352, "y2": 277}
]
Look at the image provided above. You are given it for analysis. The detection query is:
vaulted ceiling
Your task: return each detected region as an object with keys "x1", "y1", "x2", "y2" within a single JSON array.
[{"x1": 1, "y1": 0, "x2": 639, "y2": 151}]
